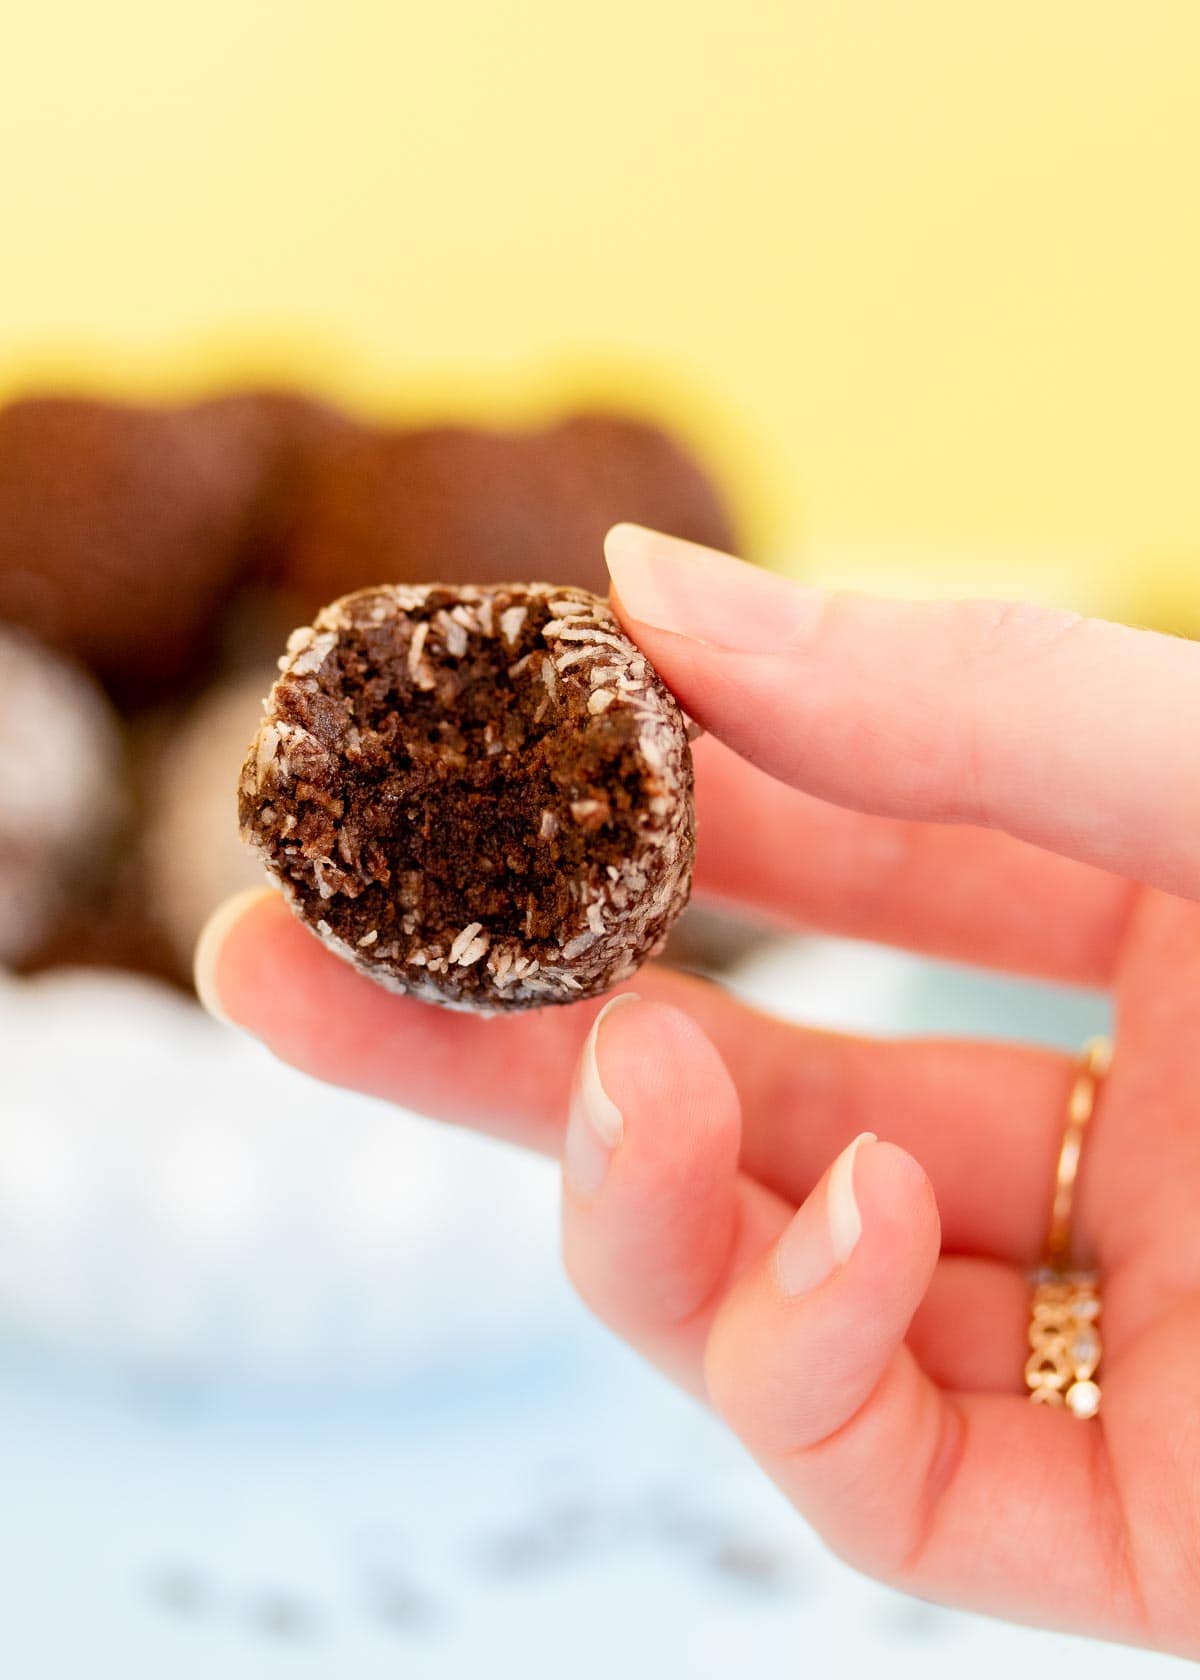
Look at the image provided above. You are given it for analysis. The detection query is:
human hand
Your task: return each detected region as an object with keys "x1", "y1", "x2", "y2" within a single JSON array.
[{"x1": 196, "y1": 525, "x2": 1200, "y2": 1655}]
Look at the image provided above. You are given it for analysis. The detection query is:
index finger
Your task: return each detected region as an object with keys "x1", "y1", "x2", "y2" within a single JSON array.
[{"x1": 606, "y1": 525, "x2": 1199, "y2": 899}]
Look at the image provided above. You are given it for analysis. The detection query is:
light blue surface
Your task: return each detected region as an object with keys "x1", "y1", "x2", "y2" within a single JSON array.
[
  {"x1": 3, "y1": 937, "x2": 1171, "y2": 1679},
  {"x1": 0, "y1": 1322, "x2": 1182, "y2": 1679}
]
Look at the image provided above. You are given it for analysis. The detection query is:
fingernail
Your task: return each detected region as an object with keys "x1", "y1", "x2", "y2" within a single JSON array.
[
  {"x1": 775, "y1": 1132, "x2": 876, "y2": 1296},
  {"x1": 193, "y1": 886, "x2": 274, "y2": 1025},
  {"x1": 563, "y1": 993, "x2": 640, "y2": 1197},
  {"x1": 604, "y1": 523, "x2": 822, "y2": 653}
]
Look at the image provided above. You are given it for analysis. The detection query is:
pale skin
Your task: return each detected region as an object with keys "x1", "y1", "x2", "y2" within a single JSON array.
[{"x1": 196, "y1": 523, "x2": 1200, "y2": 1657}]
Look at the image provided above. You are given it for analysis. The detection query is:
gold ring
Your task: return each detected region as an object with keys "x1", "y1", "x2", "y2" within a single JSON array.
[{"x1": 1025, "y1": 1035, "x2": 1110, "y2": 1418}]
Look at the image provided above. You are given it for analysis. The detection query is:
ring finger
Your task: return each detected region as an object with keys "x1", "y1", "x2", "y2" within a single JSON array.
[{"x1": 562, "y1": 997, "x2": 1031, "y2": 1399}]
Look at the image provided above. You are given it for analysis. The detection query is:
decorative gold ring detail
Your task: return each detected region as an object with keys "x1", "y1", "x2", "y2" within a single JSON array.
[{"x1": 1025, "y1": 1035, "x2": 1110, "y2": 1419}]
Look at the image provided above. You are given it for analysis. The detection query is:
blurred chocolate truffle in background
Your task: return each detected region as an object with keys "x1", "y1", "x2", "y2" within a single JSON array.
[
  {"x1": 185, "y1": 391, "x2": 365, "y2": 678},
  {"x1": 142, "y1": 671, "x2": 273, "y2": 972},
  {"x1": 278, "y1": 414, "x2": 738, "y2": 617},
  {"x1": 0, "y1": 397, "x2": 265, "y2": 702},
  {"x1": 189, "y1": 391, "x2": 361, "y2": 593},
  {"x1": 0, "y1": 626, "x2": 128, "y2": 967},
  {"x1": 15, "y1": 706, "x2": 199, "y2": 986}
]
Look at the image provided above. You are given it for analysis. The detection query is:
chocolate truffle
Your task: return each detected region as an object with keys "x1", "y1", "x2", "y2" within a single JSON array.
[
  {"x1": 279, "y1": 414, "x2": 738, "y2": 615},
  {"x1": 0, "y1": 626, "x2": 127, "y2": 966},
  {"x1": 240, "y1": 584, "x2": 694, "y2": 1011},
  {"x1": 188, "y1": 390, "x2": 360, "y2": 591},
  {"x1": 0, "y1": 396, "x2": 263, "y2": 701},
  {"x1": 143, "y1": 671, "x2": 274, "y2": 974}
]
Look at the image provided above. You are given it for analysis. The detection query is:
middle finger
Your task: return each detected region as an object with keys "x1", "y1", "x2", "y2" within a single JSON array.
[
  {"x1": 210, "y1": 889, "x2": 1078, "y2": 1266},
  {"x1": 693, "y1": 735, "x2": 1134, "y2": 987}
]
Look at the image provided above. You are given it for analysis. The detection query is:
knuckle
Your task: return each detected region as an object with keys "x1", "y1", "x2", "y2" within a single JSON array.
[
  {"x1": 938, "y1": 599, "x2": 1093, "y2": 823},
  {"x1": 950, "y1": 596, "x2": 1089, "y2": 680}
]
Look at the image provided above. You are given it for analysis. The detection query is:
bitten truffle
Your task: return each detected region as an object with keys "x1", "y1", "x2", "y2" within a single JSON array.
[{"x1": 239, "y1": 584, "x2": 694, "y2": 1011}]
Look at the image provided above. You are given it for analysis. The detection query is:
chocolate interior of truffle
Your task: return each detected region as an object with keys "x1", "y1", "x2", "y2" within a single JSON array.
[{"x1": 270, "y1": 594, "x2": 648, "y2": 949}]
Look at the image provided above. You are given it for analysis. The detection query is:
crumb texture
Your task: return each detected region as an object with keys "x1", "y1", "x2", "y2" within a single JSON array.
[{"x1": 239, "y1": 583, "x2": 694, "y2": 1010}]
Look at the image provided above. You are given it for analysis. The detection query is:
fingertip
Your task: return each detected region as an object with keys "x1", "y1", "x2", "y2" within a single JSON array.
[
  {"x1": 604, "y1": 521, "x2": 724, "y2": 577},
  {"x1": 192, "y1": 885, "x2": 279, "y2": 1024},
  {"x1": 565, "y1": 993, "x2": 736, "y2": 1199},
  {"x1": 604, "y1": 522, "x2": 664, "y2": 623},
  {"x1": 604, "y1": 521, "x2": 736, "y2": 572},
  {"x1": 856, "y1": 1139, "x2": 942, "y2": 1264},
  {"x1": 775, "y1": 1133, "x2": 932, "y2": 1302},
  {"x1": 563, "y1": 992, "x2": 640, "y2": 1195},
  {"x1": 604, "y1": 523, "x2": 754, "y2": 645},
  {"x1": 825, "y1": 1129, "x2": 876, "y2": 1260},
  {"x1": 603, "y1": 520, "x2": 657, "y2": 570},
  {"x1": 593, "y1": 995, "x2": 739, "y2": 1136}
]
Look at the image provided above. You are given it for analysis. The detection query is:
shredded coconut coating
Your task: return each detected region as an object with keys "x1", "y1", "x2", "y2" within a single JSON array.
[{"x1": 239, "y1": 583, "x2": 695, "y2": 1012}]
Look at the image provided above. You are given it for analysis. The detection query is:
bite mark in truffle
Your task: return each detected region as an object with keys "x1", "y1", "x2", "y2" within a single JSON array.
[{"x1": 239, "y1": 583, "x2": 694, "y2": 1011}]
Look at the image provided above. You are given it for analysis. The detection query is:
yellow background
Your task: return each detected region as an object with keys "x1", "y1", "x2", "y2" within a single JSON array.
[{"x1": 2, "y1": 2, "x2": 1198, "y2": 617}]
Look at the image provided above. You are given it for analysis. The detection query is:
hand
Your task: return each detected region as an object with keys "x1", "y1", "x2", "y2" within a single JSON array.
[{"x1": 196, "y1": 525, "x2": 1200, "y2": 1656}]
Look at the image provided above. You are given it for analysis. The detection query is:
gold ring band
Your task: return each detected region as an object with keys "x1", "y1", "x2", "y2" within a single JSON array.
[
  {"x1": 1025, "y1": 1035, "x2": 1110, "y2": 1418},
  {"x1": 1046, "y1": 1035, "x2": 1110, "y2": 1271}
]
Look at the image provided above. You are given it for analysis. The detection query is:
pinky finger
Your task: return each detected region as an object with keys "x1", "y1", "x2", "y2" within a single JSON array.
[
  {"x1": 704, "y1": 1134, "x2": 946, "y2": 1575},
  {"x1": 704, "y1": 1140, "x2": 1141, "y2": 1639}
]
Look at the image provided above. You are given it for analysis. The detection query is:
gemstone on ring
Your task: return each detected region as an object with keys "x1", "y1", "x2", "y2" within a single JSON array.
[
  {"x1": 1070, "y1": 1329, "x2": 1100, "y2": 1367},
  {"x1": 1065, "y1": 1379, "x2": 1101, "y2": 1419}
]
